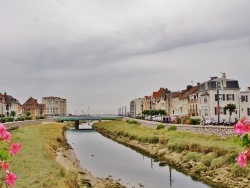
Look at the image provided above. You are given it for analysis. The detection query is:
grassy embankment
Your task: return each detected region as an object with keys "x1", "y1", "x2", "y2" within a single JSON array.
[
  {"x1": 93, "y1": 119, "x2": 250, "y2": 180},
  {"x1": 3, "y1": 123, "x2": 80, "y2": 188}
]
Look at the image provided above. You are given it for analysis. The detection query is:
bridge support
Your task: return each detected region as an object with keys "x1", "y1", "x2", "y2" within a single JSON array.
[{"x1": 75, "y1": 120, "x2": 80, "y2": 130}]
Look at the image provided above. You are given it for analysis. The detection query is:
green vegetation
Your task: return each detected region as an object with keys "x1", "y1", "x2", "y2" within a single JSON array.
[
  {"x1": 5, "y1": 123, "x2": 79, "y2": 188},
  {"x1": 93, "y1": 119, "x2": 250, "y2": 178},
  {"x1": 156, "y1": 124, "x2": 165, "y2": 130},
  {"x1": 190, "y1": 118, "x2": 200, "y2": 125},
  {"x1": 167, "y1": 125, "x2": 177, "y2": 131}
]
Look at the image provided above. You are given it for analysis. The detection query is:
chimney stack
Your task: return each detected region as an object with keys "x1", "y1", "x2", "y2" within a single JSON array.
[{"x1": 222, "y1": 73, "x2": 227, "y2": 88}]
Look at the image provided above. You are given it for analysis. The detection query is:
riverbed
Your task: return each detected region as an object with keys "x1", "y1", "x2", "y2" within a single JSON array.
[{"x1": 66, "y1": 129, "x2": 211, "y2": 188}]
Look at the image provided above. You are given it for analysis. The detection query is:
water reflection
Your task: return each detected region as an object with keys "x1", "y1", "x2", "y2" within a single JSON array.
[{"x1": 66, "y1": 130, "x2": 211, "y2": 188}]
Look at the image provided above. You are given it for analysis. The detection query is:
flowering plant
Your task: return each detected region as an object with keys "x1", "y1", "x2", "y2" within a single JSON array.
[
  {"x1": 0, "y1": 123, "x2": 22, "y2": 187},
  {"x1": 232, "y1": 117, "x2": 250, "y2": 168}
]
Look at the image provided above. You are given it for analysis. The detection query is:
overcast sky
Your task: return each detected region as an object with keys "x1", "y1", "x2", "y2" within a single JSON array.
[{"x1": 1, "y1": 0, "x2": 250, "y2": 115}]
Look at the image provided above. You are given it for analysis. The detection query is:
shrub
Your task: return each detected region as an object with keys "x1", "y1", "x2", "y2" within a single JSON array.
[
  {"x1": 16, "y1": 117, "x2": 25, "y2": 121},
  {"x1": 210, "y1": 156, "x2": 225, "y2": 169},
  {"x1": 190, "y1": 118, "x2": 200, "y2": 125},
  {"x1": 25, "y1": 116, "x2": 32, "y2": 120},
  {"x1": 201, "y1": 152, "x2": 218, "y2": 167},
  {"x1": 149, "y1": 135, "x2": 159, "y2": 144},
  {"x1": 167, "y1": 125, "x2": 177, "y2": 131},
  {"x1": 184, "y1": 152, "x2": 202, "y2": 162},
  {"x1": 0, "y1": 118, "x2": 5, "y2": 123},
  {"x1": 231, "y1": 163, "x2": 249, "y2": 177},
  {"x1": 157, "y1": 124, "x2": 165, "y2": 130},
  {"x1": 126, "y1": 120, "x2": 141, "y2": 125},
  {"x1": 167, "y1": 142, "x2": 184, "y2": 152},
  {"x1": 5, "y1": 117, "x2": 14, "y2": 122},
  {"x1": 176, "y1": 118, "x2": 181, "y2": 124}
]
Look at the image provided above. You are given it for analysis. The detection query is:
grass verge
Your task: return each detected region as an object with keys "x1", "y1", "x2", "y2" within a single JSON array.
[{"x1": 6, "y1": 123, "x2": 79, "y2": 188}]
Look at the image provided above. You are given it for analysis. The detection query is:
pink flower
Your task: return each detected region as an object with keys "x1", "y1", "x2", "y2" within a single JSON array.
[
  {"x1": 236, "y1": 152, "x2": 248, "y2": 168},
  {"x1": 9, "y1": 143, "x2": 22, "y2": 155},
  {"x1": 233, "y1": 122, "x2": 250, "y2": 135},
  {"x1": 0, "y1": 123, "x2": 7, "y2": 138},
  {"x1": 5, "y1": 172, "x2": 17, "y2": 187},
  {"x1": 1, "y1": 162, "x2": 10, "y2": 171},
  {"x1": 2, "y1": 131, "x2": 12, "y2": 141}
]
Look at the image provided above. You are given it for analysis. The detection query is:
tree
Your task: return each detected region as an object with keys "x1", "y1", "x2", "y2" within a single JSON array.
[
  {"x1": 158, "y1": 109, "x2": 166, "y2": 121},
  {"x1": 142, "y1": 110, "x2": 150, "y2": 117},
  {"x1": 10, "y1": 111, "x2": 16, "y2": 117},
  {"x1": 225, "y1": 103, "x2": 236, "y2": 126},
  {"x1": 26, "y1": 111, "x2": 31, "y2": 117}
]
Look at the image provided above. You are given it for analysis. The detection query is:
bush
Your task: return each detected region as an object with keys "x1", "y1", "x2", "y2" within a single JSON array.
[
  {"x1": 5, "y1": 117, "x2": 14, "y2": 122},
  {"x1": 210, "y1": 156, "x2": 225, "y2": 169},
  {"x1": 201, "y1": 152, "x2": 218, "y2": 167},
  {"x1": 149, "y1": 135, "x2": 159, "y2": 144},
  {"x1": 25, "y1": 116, "x2": 32, "y2": 120},
  {"x1": 126, "y1": 120, "x2": 141, "y2": 125},
  {"x1": 0, "y1": 118, "x2": 5, "y2": 123},
  {"x1": 231, "y1": 163, "x2": 249, "y2": 177},
  {"x1": 157, "y1": 124, "x2": 165, "y2": 130},
  {"x1": 190, "y1": 118, "x2": 200, "y2": 125},
  {"x1": 176, "y1": 118, "x2": 181, "y2": 124},
  {"x1": 184, "y1": 152, "x2": 202, "y2": 162},
  {"x1": 16, "y1": 117, "x2": 25, "y2": 121},
  {"x1": 168, "y1": 125, "x2": 177, "y2": 131}
]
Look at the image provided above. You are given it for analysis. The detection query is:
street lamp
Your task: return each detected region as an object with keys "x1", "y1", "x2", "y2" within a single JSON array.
[{"x1": 216, "y1": 81, "x2": 221, "y2": 124}]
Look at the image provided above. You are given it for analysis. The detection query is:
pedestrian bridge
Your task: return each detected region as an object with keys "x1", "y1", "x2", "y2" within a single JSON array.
[{"x1": 57, "y1": 115, "x2": 118, "y2": 122}]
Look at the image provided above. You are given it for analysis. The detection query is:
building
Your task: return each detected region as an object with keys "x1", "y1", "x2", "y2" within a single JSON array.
[
  {"x1": 3, "y1": 92, "x2": 22, "y2": 117},
  {"x1": 22, "y1": 97, "x2": 45, "y2": 118},
  {"x1": 198, "y1": 73, "x2": 240, "y2": 123},
  {"x1": 130, "y1": 98, "x2": 143, "y2": 118},
  {"x1": 0, "y1": 93, "x2": 6, "y2": 116},
  {"x1": 42, "y1": 96, "x2": 67, "y2": 116},
  {"x1": 239, "y1": 87, "x2": 250, "y2": 118}
]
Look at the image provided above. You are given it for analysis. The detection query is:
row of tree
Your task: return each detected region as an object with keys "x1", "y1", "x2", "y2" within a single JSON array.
[{"x1": 140, "y1": 103, "x2": 237, "y2": 125}]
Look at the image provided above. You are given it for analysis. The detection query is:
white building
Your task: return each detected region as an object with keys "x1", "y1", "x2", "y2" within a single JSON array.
[
  {"x1": 239, "y1": 87, "x2": 250, "y2": 118},
  {"x1": 130, "y1": 98, "x2": 143, "y2": 118},
  {"x1": 198, "y1": 73, "x2": 240, "y2": 123}
]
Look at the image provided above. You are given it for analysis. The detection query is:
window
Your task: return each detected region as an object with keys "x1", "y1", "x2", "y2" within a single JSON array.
[
  {"x1": 204, "y1": 97, "x2": 208, "y2": 103},
  {"x1": 227, "y1": 94, "x2": 234, "y2": 101},
  {"x1": 204, "y1": 108, "x2": 208, "y2": 116}
]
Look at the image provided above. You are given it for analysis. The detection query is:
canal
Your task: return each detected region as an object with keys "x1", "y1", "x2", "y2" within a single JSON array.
[{"x1": 66, "y1": 129, "x2": 211, "y2": 188}]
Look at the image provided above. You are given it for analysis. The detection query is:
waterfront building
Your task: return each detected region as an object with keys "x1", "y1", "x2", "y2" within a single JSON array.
[
  {"x1": 0, "y1": 93, "x2": 6, "y2": 116},
  {"x1": 130, "y1": 98, "x2": 143, "y2": 118},
  {"x1": 239, "y1": 87, "x2": 250, "y2": 118},
  {"x1": 42, "y1": 96, "x2": 67, "y2": 116},
  {"x1": 22, "y1": 97, "x2": 45, "y2": 118},
  {"x1": 3, "y1": 92, "x2": 22, "y2": 117},
  {"x1": 197, "y1": 73, "x2": 240, "y2": 123}
]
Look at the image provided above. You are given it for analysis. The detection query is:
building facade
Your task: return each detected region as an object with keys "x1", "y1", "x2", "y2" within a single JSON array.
[
  {"x1": 198, "y1": 73, "x2": 240, "y2": 123},
  {"x1": 22, "y1": 97, "x2": 45, "y2": 118},
  {"x1": 42, "y1": 96, "x2": 67, "y2": 116},
  {"x1": 130, "y1": 98, "x2": 143, "y2": 118}
]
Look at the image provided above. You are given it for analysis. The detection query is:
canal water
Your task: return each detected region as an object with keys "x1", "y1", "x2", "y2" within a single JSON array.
[{"x1": 66, "y1": 129, "x2": 211, "y2": 188}]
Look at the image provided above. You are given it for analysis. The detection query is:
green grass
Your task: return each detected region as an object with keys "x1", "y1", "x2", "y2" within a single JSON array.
[
  {"x1": 94, "y1": 119, "x2": 244, "y2": 166},
  {"x1": 4, "y1": 123, "x2": 78, "y2": 188}
]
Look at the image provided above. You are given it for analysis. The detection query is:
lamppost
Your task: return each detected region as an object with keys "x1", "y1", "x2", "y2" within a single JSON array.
[
  {"x1": 216, "y1": 81, "x2": 221, "y2": 124},
  {"x1": 141, "y1": 100, "x2": 144, "y2": 119},
  {"x1": 150, "y1": 96, "x2": 152, "y2": 120}
]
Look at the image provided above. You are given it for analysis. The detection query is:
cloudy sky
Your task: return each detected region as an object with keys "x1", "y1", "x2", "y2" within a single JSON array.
[{"x1": 0, "y1": 0, "x2": 250, "y2": 115}]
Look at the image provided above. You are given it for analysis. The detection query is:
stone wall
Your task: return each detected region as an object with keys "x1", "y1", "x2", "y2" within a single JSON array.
[{"x1": 124, "y1": 118, "x2": 234, "y2": 137}]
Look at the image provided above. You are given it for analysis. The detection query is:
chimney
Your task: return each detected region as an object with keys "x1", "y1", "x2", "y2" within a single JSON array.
[
  {"x1": 222, "y1": 73, "x2": 227, "y2": 88},
  {"x1": 187, "y1": 85, "x2": 192, "y2": 90}
]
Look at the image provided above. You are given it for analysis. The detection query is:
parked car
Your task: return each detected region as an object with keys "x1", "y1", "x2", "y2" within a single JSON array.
[
  {"x1": 203, "y1": 116, "x2": 215, "y2": 125},
  {"x1": 223, "y1": 117, "x2": 238, "y2": 126}
]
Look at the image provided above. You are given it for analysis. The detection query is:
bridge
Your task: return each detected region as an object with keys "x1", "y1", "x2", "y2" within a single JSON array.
[
  {"x1": 56, "y1": 116, "x2": 119, "y2": 130},
  {"x1": 57, "y1": 115, "x2": 118, "y2": 122}
]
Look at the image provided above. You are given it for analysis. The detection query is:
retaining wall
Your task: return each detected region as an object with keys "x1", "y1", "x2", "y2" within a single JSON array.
[{"x1": 124, "y1": 118, "x2": 234, "y2": 137}]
